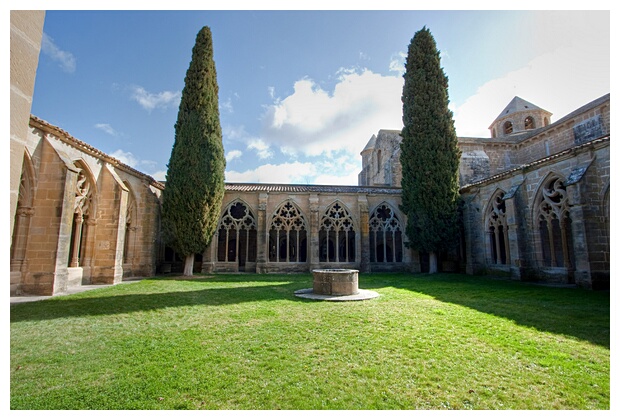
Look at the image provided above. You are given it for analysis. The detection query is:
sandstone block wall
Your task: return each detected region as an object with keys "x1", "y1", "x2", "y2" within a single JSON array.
[
  {"x1": 10, "y1": 117, "x2": 164, "y2": 295},
  {"x1": 10, "y1": 11, "x2": 45, "y2": 241},
  {"x1": 196, "y1": 185, "x2": 416, "y2": 274}
]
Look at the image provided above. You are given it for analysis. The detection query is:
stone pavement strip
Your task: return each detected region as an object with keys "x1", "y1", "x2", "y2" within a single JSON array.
[{"x1": 10, "y1": 279, "x2": 142, "y2": 305}]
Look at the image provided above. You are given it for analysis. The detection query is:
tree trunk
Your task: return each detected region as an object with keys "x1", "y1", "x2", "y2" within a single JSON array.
[
  {"x1": 183, "y1": 254, "x2": 195, "y2": 276},
  {"x1": 429, "y1": 251, "x2": 438, "y2": 274}
]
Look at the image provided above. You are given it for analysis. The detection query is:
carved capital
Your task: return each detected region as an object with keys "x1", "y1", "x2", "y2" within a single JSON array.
[{"x1": 16, "y1": 206, "x2": 34, "y2": 217}]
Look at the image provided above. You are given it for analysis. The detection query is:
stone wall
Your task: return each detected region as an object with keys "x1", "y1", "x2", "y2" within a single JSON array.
[
  {"x1": 10, "y1": 11, "x2": 45, "y2": 250},
  {"x1": 461, "y1": 137, "x2": 609, "y2": 289},
  {"x1": 10, "y1": 117, "x2": 164, "y2": 295},
  {"x1": 457, "y1": 95, "x2": 610, "y2": 187},
  {"x1": 196, "y1": 184, "x2": 417, "y2": 274},
  {"x1": 359, "y1": 130, "x2": 402, "y2": 187}
]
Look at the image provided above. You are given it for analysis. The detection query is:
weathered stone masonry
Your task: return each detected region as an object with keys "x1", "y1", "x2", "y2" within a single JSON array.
[
  {"x1": 10, "y1": 117, "x2": 165, "y2": 295},
  {"x1": 10, "y1": 11, "x2": 610, "y2": 295},
  {"x1": 198, "y1": 184, "x2": 416, "y2": 275},
  {"x1": 359, "y1": 94, "x2": 610, "y2": 289}
]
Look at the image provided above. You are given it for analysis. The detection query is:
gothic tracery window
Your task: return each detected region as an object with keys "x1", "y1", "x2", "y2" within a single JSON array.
[
  {"x1": 68, "y1": 167, "x2": 93, "y2": 267},
  {"x1": 369, "y1": 203, "x2": 403, "y2": 263},
  {"x1": 537, "y1": 177, "x2": 574, "y2": 268},
  {"x1": 217, "y1": 201, "x2": 257, "y2": 266},
  {"x1": 487, "y1": 191, "x2": 510, "y2": 265},
  {"x1": 319, "y1": 201, "x2": 355, "y2": 263},
  {"x1": 269, "y1": 201, "x2": 307, "y2": 262}
]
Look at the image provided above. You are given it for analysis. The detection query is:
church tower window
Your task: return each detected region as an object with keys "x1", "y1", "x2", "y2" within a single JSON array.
[{"x1": 524, "y1": 116, "x2": 535, "y2": 130}]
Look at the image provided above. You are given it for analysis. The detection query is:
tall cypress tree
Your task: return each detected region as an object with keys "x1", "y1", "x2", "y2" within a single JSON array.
[
  {"x1": 162, "y1": 26, "x2": 225, "y2": 276},
  {"x1": 399, "y1": 27, "x2": 461, "y2": 273}
]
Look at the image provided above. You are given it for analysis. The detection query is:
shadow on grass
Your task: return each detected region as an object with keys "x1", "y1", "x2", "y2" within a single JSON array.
[
  {"x1": 10, "y1": 281, "x2": 307, "y2": 323},
  {"x1": 367, "y1": 273, "x2": 610, "y2": 348},
  {"x1": 11, "y1": 273, "x2": 610, "y2": 348}
]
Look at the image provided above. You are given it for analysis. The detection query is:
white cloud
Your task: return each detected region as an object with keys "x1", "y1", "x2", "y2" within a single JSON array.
[
  {"x1": 108, "y1": 149, "x2": 166, "y2": 181},
  {"x1": 453, "y1": 41, "x2": 610, "y2": 138},
  {"x1": 130, "y1": 86, "x2": 181, "y2": 111},
  {"x1": 95, "y1": 123, "x2": 118, "y2": 136},
  {"x1": 389, "y1": 52, "x2": 406, "y2": 74},
  {"x1": 223, "y1": 124, "x2": 247, "y2": 141},
  {"x1": 261, "y1": 69, "x2": 403, "y2": 157},
  {"x1": 268, "y1": 86, "x2": 276, "y2": 100},
  {"x1": 220, "y1": 98, "x2": 234, "y2": 114},
  {"x1": 225, "y1": 150, "x2": 243, "y2": 162},
  {"x1": 150, "y1": 170, "x2": 167, "y2": 182},
  {"x1": 109, "y1": 149, "x2": 139, "y2": 167},
  {"x1": 226, "y1": 162, "x2": 315, "y2": 184},
  {"x1": 247, "y1": 138, "x2": 273, "y2": 160},
  {"x1": 454, "y1": 11, "x2": 609, "y2": 138},
  {"x1": 225, "y1": 150, "x2": 361, "y2": 186},
  {"x1": 223, "y1": 125, "x2": 274, "y2": 160},
  {"x1": 41, "y1": 33, "x2": 76, "y2": 73}
]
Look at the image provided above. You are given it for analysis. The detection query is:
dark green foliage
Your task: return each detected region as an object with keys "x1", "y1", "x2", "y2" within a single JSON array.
[
  {"x1": 399, "y1": 27, "x2": 461, "y2": 253},
  {"x1": 162, "y1": 26, "x2": 225, "y2": 257}
]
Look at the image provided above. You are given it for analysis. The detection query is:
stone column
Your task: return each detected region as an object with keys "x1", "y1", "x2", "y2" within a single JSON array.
[
  {"x1": 10, "y1": 206, "x2": 34, "y2": 272},
  {"x1": 256, "y1": 193, "x2": 268, "y2": 273},
  {"x1": 80, "y1": 219, "x2": 97, "y2": 283},
  {"x1": 112, "y1": 186, "x2": 129, "y2": 284},
  {"x1": 504, "y1": 196, "x2": 523, "y2": 280},
  {"x1": 309, "y1": 194, "x2": 320, "y2": 271},
  {"x1": 462, "y1": 190, "x2": 484, "y2": 275},
  {"x1": 566, "y1": 183, "x2": 592, "y2": 288},
  {"x1": 358, "y1": 195, "x2": 370, "y2": 273},
  {"x1": 69, "y1": 213, "x2": 84, "y2": 267},
  {"x1": 201, "y1": 240, "x2": 214, "y2": 274}
]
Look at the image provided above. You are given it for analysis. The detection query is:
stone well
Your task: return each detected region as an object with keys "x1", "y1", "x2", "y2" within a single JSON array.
[{"x1": 312, "y1": 269, "x2": 359, "y2": 296}]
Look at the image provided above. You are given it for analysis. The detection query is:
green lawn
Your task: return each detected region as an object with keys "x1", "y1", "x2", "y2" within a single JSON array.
[{"x1": 10, "y1": 273, "x2": 609, "y2": 410}]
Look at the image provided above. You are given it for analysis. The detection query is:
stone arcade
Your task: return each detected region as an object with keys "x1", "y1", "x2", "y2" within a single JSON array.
[{"x1": 10, "y1": 11, "x2": 610, "y2": 297}]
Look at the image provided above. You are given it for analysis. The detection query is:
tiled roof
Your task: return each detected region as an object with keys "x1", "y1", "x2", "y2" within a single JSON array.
[
  {"x1": 225, "y1": 183, "x2": 402, "y2": 194},
  {"x1": 493, "y1": 96, "x2": 549, "y2": 122},
  {"x1": 29, "y1": 115, "x2": 165, "y2": 190},
  {"x1": 460, "y1": 135, "x2": 610, "y2": 191}
]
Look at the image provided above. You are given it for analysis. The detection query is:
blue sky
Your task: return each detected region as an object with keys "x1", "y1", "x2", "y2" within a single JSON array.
[{"x1": 20, "y1": 5, "x2": 612, "y2": 185}]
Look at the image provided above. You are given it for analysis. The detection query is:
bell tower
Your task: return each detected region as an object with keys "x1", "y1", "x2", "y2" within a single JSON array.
[{"x1": 489, "y1": 96, "x2": 552, "y2": 138}]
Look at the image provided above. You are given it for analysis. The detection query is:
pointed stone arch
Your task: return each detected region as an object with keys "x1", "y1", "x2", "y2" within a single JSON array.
[
  {"x1": 10, "y1": 152, "x2": 36, "y2": 295},
  {"x1": 319, "y1": 200, "x2": 356, "y2": 263},
  {"x1": 122, "y1": 181, "x2": 138, "y2": 267},
  {"x1": 484, "y1": 189, "x2": 510, "y2": 265},
  {"x1": 368, "y1": 202, "x2": 404, "y2": 263},
  {"x1": 216, "y1": 199, "x2": 257, "y2": 269},
  {"x1": 68, "y1": 160, "x2": 97, "y2": 268},
  {"x1": 533, "y1": 173, "x2": 574, "y2": 268},
  {"x1": 268, "y1": 199, "x2": 308, "y2": 263}
]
